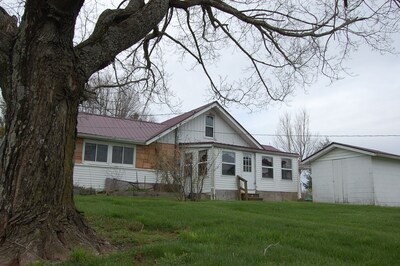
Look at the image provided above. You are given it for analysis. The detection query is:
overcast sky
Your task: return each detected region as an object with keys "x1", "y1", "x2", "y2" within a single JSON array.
[
  {"x1": 153, "y1": 34, "x2": 400, "y2": 155},
  {"x1": 72, "y1": 0, "x2": 400, "y2": 155}
]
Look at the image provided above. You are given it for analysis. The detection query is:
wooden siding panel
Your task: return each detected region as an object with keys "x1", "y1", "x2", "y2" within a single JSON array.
[
  {"x1": 74, "y1": 137, "x2": 84, "y2": 164},
  {"x1": 136, "y1": 143, "x2": 176, "y2": 169}
]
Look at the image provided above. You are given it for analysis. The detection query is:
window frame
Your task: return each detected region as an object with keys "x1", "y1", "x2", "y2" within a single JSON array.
[
  {"x1": 243, "y1": 153, "x2": 252, "y2": 172},
  {"x1": 83, "y1": 141, "x2": 109, "y2": 163},
  {"x1": 222, "y1": 151, "x2": 236, "y2": 176},
  {"x1": 198, "y1": 150, "x2": 208, "y2": 177},
  {"x1": 82, "y1": 140, "x2": 135, "y2": 167},
  {"x1": 261, "y1": 156, "x2": 274, "y2": 178},
  {"x1": 205, "y1": 115, "x2": 215, "y2": 138},
  {"x1": 281, "y1": 158, "x2": 293, "y2": 180},
  {"x1": 184, "y1": 152, "x2": 193, "y2": 177},
  {"x1": 111, "y1": 145, "x2": 135, "y2": 165}
]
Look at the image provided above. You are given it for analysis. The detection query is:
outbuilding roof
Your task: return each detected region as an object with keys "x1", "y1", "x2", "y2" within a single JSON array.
[{"x1": 302, "y1": 142, "x2": 400, "y2": 164}]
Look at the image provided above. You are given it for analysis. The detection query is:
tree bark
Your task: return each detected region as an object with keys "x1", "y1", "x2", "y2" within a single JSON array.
[
  {"x1": 0, "y1": 0, "x2": 171, "y2": 263},
  {"x1": 0, "y1": 1, "x2": 111, "y2": 264}
]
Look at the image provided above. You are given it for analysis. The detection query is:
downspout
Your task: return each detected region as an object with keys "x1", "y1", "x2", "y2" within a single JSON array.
[
  {"x1": 298, "y1": 158, "x2": 302, "y2": 199},
  {"x1": 211, "y1": 145, "x2": 216, "y2": 200},
  {"x1": 254, "y1": 152, "x2": 257, "y2": 192}
]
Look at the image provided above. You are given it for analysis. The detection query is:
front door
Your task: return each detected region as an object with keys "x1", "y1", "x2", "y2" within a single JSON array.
[{"x1": 242, "y1": 152, "x2": 255, "y2": 191}]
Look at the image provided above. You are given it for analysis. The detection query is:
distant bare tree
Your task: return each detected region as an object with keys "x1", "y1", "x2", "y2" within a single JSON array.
[
  {"x1": 274, "y1": 109, "x2": 319, "y2": 160},
  {"x1": 80, "y1": 72, "x2": 155, "y2": 121},
  {"x1": 1, "y1": 0, "x2": 399, "y2": 263}
]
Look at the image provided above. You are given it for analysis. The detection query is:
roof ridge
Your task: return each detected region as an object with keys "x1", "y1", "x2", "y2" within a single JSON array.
[
  {"x1": 161, "y1": 101, "x2": 218, "y2": 126},
  {"x1": 331, "y1": 142, "x2": 400, "y2": 157},
  {"x1": 78, "y1": 112, "x2": 163, "y2": 126}
]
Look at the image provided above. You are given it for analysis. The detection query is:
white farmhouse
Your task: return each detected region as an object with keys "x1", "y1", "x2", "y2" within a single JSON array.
[
  {"x1": 302, "y1": 142, "x2": 400, "y2": 207},
  {"x1": 73, "y1": 101, "x2": 299, "y2": 200}
]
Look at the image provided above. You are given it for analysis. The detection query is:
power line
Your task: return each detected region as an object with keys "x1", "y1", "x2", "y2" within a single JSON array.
[{"x1": 78, "y1": 125, "x2": 400, "y2": 138}]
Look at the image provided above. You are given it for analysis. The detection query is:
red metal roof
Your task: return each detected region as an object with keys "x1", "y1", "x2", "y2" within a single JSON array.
[
  {"x1": 262, "y1": 145, "x2": 282, "y2": 152},
  {"x1": 77, "y1": 113, "x2": 167, "y2": 143},
  {"x1": 77, "y1": 102, "x2": 296, "y2": 159},
  {"x1": 162, "y1": 101, "x2": 216, "y2": 127},
  {"x1": 77, "y1": 102, "x2": 217, "y2": 143}
]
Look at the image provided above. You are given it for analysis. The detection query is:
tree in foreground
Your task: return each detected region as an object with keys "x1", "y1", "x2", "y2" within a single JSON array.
[{"x1": 0, "y1": 0, "x2": 399, "y2": 264}]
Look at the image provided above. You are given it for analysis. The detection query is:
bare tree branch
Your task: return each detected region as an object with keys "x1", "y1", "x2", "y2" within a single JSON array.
[{"x1": 75, "y1": 0, "x2": 169, "y2": 79}]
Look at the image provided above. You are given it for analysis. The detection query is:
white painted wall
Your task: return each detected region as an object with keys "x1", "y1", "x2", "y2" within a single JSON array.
[
  {"x1": 372, "y1": 158, "x2": 400, "y2": 207},
  {"x1": 161, "y1": 111, "x2": 250, "y2": 146},
  {"x1": 311, "y1": 148, "x2": 384, "y2": 205},
  {"x1": 312, "y1": 160, "x2": 335, "y2": 203},
  {"x1": 73, "y1": 164, "x2": 158, "y2": 190},
  {"x1": 256, "y1": 153, "x2": 299, "y2": 193},
  {"x1": 212, "y1": 148, "x2": 299, "y2": 193}
]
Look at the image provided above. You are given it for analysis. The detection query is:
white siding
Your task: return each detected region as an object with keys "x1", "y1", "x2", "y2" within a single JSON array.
[
  {"x1": 173, "y1": 111, "x2": 249, "y2": 146},
  {"x1": 372, "y1": 158, "x2": 400, "y2": 206},
  {"x1": 213, "y1": 148, "x2": 238, "y2": 190},
  {"x1": 315, "y1": 148, "x2": 365, "y2": 161},
  {"x1": 312, "y1": 149, "x2": 375, "y2": 205},
  {"x1": 256, "y1": 154, "x2": 299, "y2": 193},
  {"x1": 312, "y1": 160, "x2": 335, "y2": 203},
  {"x1": 73, "y1": 164, "x2": 158, "y2": 190},
  {"x1": 213, "y1": 148, "x2": 299, "y2": 193}
]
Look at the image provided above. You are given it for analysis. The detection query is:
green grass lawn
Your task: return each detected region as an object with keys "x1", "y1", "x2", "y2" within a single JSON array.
[{"x1": 58, "y1": 196, "x2": 399, "y2": 265}]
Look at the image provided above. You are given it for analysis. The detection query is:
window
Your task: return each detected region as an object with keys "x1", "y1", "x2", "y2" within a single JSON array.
[
  {"x1": 205, "y1": 115, "x2": 214, "y2": 138},
  {"x1": 198, "y1": 150, "x2": 208, "y2": 176},
  {"x1": 281, "y1": 158, "x2": 293, "y2": 180},
  {"x1": 112, "y1": 146, "x2": 134, "y2": 165},
  {"x1": 222, "y1": 151, "x2": 236, "y2": 176},
  {"x1": 84, "y1": 142, "x2": 108, "y2": 162},
  {"x1": 184, "y1": 153, "x2": 193, "y2": 177},
  {"x1": 243, "y1": 153, "x2": 252, "y2": 172},
  {"x1": 262, "y1": 156, "x2": 273, "y2": 178}
]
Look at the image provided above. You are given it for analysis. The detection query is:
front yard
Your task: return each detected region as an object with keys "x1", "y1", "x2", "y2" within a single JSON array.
[{"x1": 56, "y1": 196, "x2": 400, "y2": 265}]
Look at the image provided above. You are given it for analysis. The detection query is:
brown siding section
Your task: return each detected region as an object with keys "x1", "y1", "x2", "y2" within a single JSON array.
[
  {"x1": 136, "y1": 142, "x2": 176, "y2": 169},
  {"x1": 74, "y1": 137, "x2": 84, "y2": 164}
]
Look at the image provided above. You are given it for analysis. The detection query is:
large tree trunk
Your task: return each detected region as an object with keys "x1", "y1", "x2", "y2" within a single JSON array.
[{"x1": 0, "y1": 2, "x2": 110, "y2": 265}]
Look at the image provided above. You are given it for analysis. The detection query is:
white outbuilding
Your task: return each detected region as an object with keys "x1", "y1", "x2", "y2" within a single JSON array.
[{"x1": 302, "y1": 142, "x2": 400, "y2": 207}]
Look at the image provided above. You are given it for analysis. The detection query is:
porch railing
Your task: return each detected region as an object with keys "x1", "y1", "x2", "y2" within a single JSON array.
[{"x1": 237, "y1": 175, "x2": 248, "y2": 200}]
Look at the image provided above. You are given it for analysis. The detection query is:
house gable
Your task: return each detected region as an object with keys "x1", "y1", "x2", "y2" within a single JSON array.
[{"x1": 150, "y1": 102, "x2": 263, "y2": 149}]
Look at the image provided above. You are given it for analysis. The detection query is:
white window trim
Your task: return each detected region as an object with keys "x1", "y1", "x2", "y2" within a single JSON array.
[
  {"x1": 281, "y1": 158, "x2": 293, "y2": 180},
  {"x1": 198, "y1": 149, "x2": 209, "y2": 177},
  {"x1": 261, "y1": 156, "x2": 274, "y2": 179},
  {"x1": 82, "y1": 140, "x2": 111, "y2": 165},
  {"x1": 110, "y1": 145, "x2": 136, "y2": 166},
  {"x1": 222, "y1": 151, "x2": 236, "y2": 176},
  {"x1": 205, "y1": 114, "x2": 215, "y2": 139},
  {"x1": 82, "y1": 140, "x2": 136, "y2": 168},
  {"x1": 243, "y1": 153, "x2": 252, "y2": 173}
]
